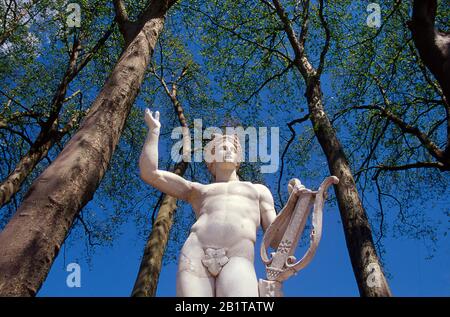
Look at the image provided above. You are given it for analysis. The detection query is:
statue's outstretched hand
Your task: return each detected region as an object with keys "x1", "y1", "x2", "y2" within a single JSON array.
[{"x1": 144, "y1": 108, "x2": 161, "y2": 131}]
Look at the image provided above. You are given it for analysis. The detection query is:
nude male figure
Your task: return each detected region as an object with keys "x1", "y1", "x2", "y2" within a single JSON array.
[{"x1": 139, "y1": 108, "x2": 302, "y2": 297}]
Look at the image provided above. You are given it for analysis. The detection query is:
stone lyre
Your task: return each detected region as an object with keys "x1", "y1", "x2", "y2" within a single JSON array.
[{"x1": 259, "y1": 176, "x2": 339, "y2": 297}]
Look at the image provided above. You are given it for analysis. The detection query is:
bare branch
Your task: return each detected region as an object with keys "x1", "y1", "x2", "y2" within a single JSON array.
[
  {"x1": 355, "y1": 119, "x2": 390, "y2": 184},
  {"x1": 62, "y1": 90, "x2": 81, "y2": 103},
  {"x1": 75, "y1": 22, "x2": 115, "y2": 75},
  {"x1": 317, "y1": 0, "x2": 331, "y2": 76},
  {"x1": 58, "y1": 107, "x2": 88, "y2": 137},
  {"x1": 298, "y1": 0, "x2": 310, "y2": 49},
  {"x1": 376, "y1": 161, "x2": 446, "y2": 172},
  {"x1": 272, "y1": 0, "x2": 302, "y2": 58},
  {"x1": 112, "y1": 0, "x2": 129, "y2": 25},
  {"x1": 151, "y1": 62, "x2": 190, "y2": 129},
  {"x1": 374, "y1": 175, "x2": 385, "y2": 248},
  {"x1": 112, "y1": 0, "x2": 138, "y2": 43},
  {"x1": 76, "y1": 214, "x2": 100, "y2": 247},
  {"x1": 277, "y1": 114, "x2": 310, "y2": 206},
  {"x1": 0, "y1": 125, "x2": 32, "y2": 145},
  {"x1": 352, "y1": 105, "x2": 445, "y2": 163},
  {"x1": 260, "y1": 0, "x2": 275, "y2": 11},
  {"x1": 0, "y1": 90, "x2": 35, "y2": 115},
  {"x1": 182, "y1": 3, "x2": 291, "y2": 63},
  {"x1": 343, "y1": 0, "x2": 403, "y2": 50},
  {"x1": 271, "y1": 0, "x2": 315, "y2": 79},
  {"x1": 244, "y1": 62, "x2": 293, "y2": 103}
]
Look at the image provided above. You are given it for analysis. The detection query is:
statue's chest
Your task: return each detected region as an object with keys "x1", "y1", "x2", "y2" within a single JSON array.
[
  {"x1": 191, "y1": 182, "x2": 260, "y2": 222},
  {"x1": 199, "y1": 182, "x2": 258, "y2": 200}
]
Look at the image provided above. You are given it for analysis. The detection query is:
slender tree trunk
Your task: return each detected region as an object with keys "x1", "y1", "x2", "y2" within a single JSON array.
[
  {"x1": 305, "y1": 78, "x2": 392, "y2": 297},
  {"x1": 132, "y1": 161, "x2": 187, "y2": 297},
  {"x1": 131, "y1": 65, "x2": 190, "y2": 297},
  {"x1": 0, "y1": 109, "x2": 87, "y2": 208},
  {"x1": 271, "y1": 0, "x2": 391, "y2": 296},
  {"x1": 0, "y1": 1, "x2": 175, "y2": 296},
  {"x1": 408, "y1": 0, "x2": 450, "y2": 103},
  {"x1": 0, "y1": 125, "x2": 61, "y2": 207},
  {"x1": 408, "y1": 0, "x2": 450, "y2": 155}
]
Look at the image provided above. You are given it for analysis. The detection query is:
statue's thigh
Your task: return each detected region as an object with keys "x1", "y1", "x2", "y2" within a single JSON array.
[
  {"x1": 176, "y1": 270, "x2": 215, "y2": 297},
  {"x1": 176, "y1": 253, "x2": 215, "y2": 297},
  {"x1": 216, "y1": 257, "x2": 259, "y2": 297}
]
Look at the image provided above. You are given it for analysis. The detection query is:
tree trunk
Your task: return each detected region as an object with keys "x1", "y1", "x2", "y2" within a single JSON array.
[
  {"x1": 131, "y1": 161, "x2": 187, "y2": 297},
  {"x1": 0, "y1": 25, "x2": 113, "y2": 209},
  {"x1": 0, "y1": 1, "x2": 173, "y2": 296},
  {"x1": 409, "y1": 0, "x2": 450, "y2": 156},
  {"x1": 0, "y1": 111, "x2": 87, "y2": 209},
  {"x1": 0, "y1": 126, "x2": 60, "y2": 208},
  {"x1": 409, "y1": 0, "x2": 450, "y2": 104},
  {"x1": 271, "y1": 0, "x2": 391, "y2": 296},
  {"x1": 132, "y1": 64, "x2": 190, "y2": 297},
  {"x1": 305, "y1": 78, "x2": 392, "y2": 296}
]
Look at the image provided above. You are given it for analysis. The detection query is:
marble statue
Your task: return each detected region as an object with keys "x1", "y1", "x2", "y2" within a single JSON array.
[{"x1": 139, "y1": 108, "x2": 338, "y2": 297}]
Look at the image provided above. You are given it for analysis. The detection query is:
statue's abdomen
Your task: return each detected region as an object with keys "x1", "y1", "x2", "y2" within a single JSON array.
[{"x1": 191, "y1": 206, "x2": 258, "y2": 248}]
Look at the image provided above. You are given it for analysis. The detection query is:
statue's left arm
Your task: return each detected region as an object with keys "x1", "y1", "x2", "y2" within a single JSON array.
[
  {"x1": 257, "y1": 181, "x2": 306, "y2": 252},
  {"x1": 257, "y1": 183, "x2": 304, "y2": 232},
  {"x1": 256, "y1": 184, "x2": 277, "y2": 232}
]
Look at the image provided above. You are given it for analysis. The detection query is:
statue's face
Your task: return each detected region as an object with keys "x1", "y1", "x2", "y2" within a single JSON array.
[
  {"x1": 214, "y1": 140, "x2": 239, "y2": 165},
  {"x1": 205, "y1": 135, "x2": 242, "y2": 177}
]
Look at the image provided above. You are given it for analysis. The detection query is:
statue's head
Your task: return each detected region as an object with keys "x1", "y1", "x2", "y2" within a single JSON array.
[{"x1": 204, "y1": 133, "x2": 243, "y2": 178}]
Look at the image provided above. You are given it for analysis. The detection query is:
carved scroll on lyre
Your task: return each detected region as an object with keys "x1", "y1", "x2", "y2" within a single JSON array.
[{"x1": 259, "y1": 176, "x2": 339, "y2": 297}]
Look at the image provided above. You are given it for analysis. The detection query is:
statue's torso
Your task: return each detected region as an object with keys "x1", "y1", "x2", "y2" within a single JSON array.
[{"x1": 184, "y1": 181, "x2": 262, "y2": 258}]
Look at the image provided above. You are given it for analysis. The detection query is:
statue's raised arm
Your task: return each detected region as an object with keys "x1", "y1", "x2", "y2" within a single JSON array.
[{"x1": 139, "y1": 108, "x2": 194, "y2": 202}]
